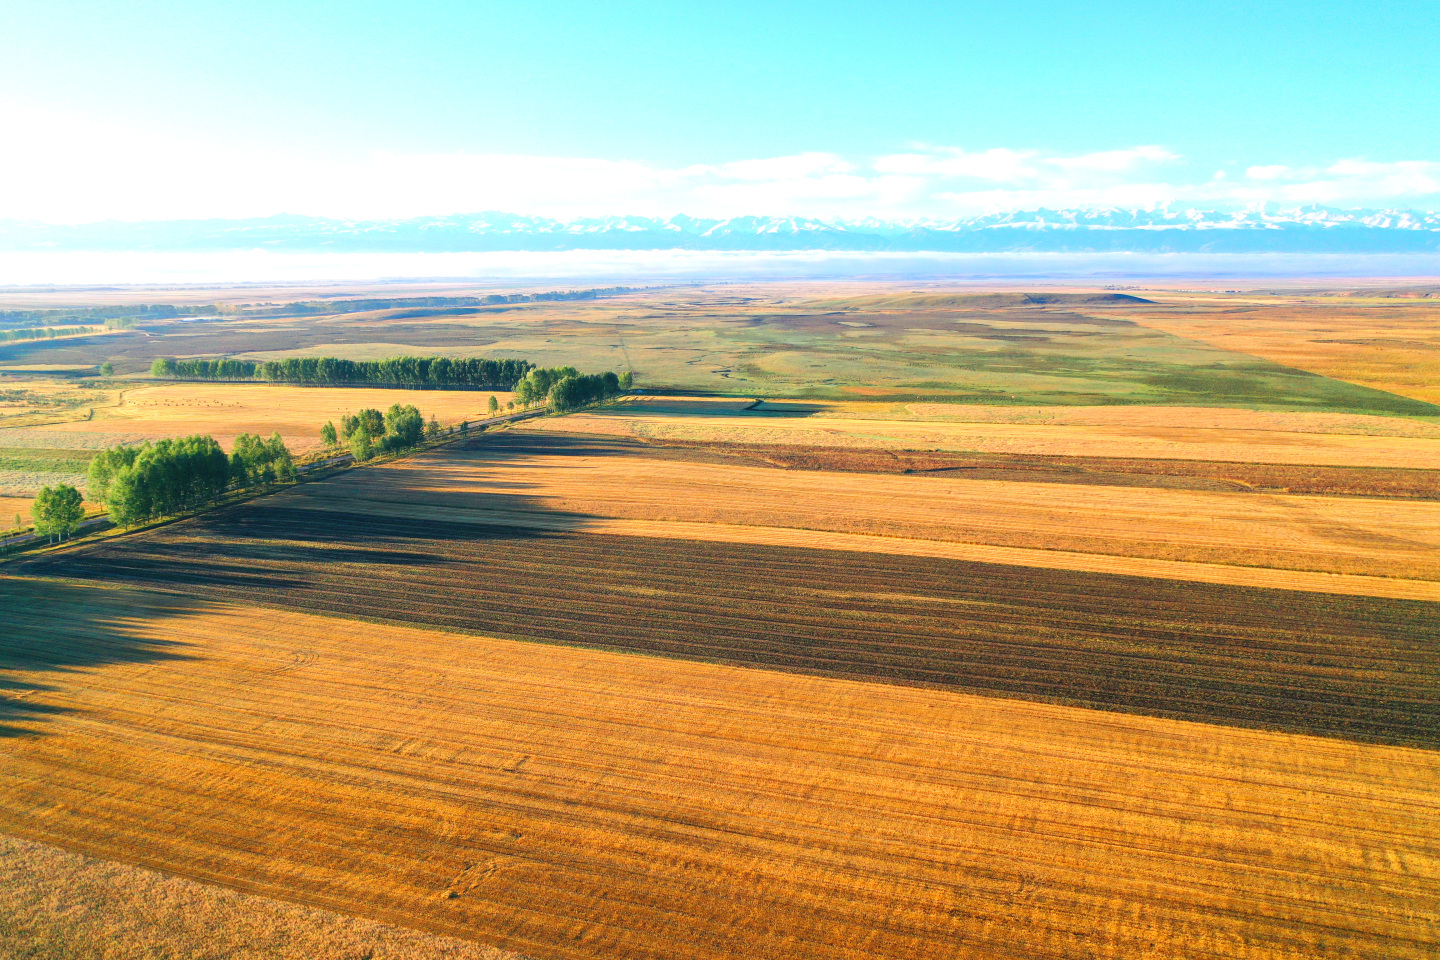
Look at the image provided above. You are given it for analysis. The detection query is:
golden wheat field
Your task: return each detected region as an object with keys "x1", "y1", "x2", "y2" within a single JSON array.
[
  {"x1": 1, "y1": 578, "x2": 1436, "y2": 960},
  {"x1": 538, "y1": 396, "x2": 1440, "y2": 468},
  {"x1": 278, "y1": 429, "x2": 1440, "y2": 593},
  {"x1": 34, "y1": 383, "x2": 514, "y2": 452}
]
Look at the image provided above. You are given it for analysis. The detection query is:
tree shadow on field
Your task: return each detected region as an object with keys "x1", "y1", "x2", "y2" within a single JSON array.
[{"x1": 0, "y1": 577, "x2": 201, "y2": 737}]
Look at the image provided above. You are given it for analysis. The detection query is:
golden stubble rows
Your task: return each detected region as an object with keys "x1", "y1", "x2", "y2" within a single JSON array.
[
  {"x1": 1, "y1": 579, "x2": 1437, "y2": 960},
  {"x1": 286, "y1": 439, "x2": 1440, "y2": 593},
  {"x1": 531, "y1": 398, "x2": 1440, "y2": 469}
]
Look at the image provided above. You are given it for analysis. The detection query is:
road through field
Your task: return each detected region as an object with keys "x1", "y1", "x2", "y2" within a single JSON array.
[{"x1": 1, "y1": 578, "x2": 1437, "y2": 960}]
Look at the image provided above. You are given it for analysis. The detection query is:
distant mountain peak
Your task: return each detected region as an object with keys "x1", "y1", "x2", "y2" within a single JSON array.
[{"x1": 2, "y1": 206, "x2": 1438, "y2": 254}]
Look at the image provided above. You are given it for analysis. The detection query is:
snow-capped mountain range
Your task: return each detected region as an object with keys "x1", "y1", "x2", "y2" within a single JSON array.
[{"x1": 4, "y1": 207, "x2": 1440, "y2": 254}]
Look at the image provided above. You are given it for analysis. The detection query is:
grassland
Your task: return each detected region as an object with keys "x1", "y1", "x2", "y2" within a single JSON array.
[
  {"x1": 1126, "y1": 291, "x2": 1440, "y2": 405},
  {"x1": 3, "y1": 285, "x2": 1437, "y2": 414},
  {"x1": 1, "y1": 578, "x2": 1436, "y2": 960}
]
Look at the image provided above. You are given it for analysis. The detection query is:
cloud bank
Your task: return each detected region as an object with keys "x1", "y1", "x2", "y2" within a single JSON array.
[{"x1": 2, "y1": 102, "x2": 1438, "y2": 223}]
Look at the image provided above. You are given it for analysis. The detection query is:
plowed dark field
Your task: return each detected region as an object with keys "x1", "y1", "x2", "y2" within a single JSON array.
[{"x1": 19, "y1": 500, "x2": 1440, "y2": 748}]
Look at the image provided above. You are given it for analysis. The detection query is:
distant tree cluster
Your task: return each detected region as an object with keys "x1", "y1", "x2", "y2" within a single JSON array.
[
  {"x1": 151, "y1": 357, "x2": 258, "y2": 380},
  {"x1": 0, "y1": 304, "x2": 181, "y2": 327},
  {"x1": 337, "y1": 403, "x2": 425, "y2": 461},
  {"x1": 548, "y1": 372, "x2": 623, "y2": 412},
  {"x1": 30, "y1": 485, "x2": 85, "y2": 543},
  {"x1": 0, "y1": 325, "x2": 104, "y2": 342},
  {"x1": 257, "y1": 356, "x2": 531, "y2": 389},
  {"x1": 88, "y1": 433, "x2": 294, "y2": 527},
  {"x1": 513, "y1": 367, "x2": 630, "y2": 411}
]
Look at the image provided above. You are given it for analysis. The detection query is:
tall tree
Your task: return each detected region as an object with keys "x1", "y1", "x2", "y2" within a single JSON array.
[{"x1": 31, "y1": 484, "x2": 84, "y2": 543}]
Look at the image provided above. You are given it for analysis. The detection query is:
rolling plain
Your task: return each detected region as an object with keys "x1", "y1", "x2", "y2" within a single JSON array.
[{"x1": 1, "y1": 282, "x2": 1438, "y2": 958}]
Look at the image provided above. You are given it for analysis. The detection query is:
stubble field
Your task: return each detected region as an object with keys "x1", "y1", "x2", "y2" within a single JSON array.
[{"x1": 1, "y1": 577, "x2": 1437, "y2": 960}]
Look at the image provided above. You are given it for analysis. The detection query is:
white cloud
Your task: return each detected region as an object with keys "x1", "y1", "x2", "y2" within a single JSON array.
[
  {"x1": 1045, "y1": 145, "x2": 1178, "y2": 172},
  {"x1": 1245, "y1": 165, "x2": 1293, "y2": 181},
  {"x1": 0, "y1": 100, "x2": 1437, "y2": 223}
]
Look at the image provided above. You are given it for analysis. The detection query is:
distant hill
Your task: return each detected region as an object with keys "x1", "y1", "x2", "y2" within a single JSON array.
[{"x1": 4, "y1": 207, "x2": 1440, "y2": 254}]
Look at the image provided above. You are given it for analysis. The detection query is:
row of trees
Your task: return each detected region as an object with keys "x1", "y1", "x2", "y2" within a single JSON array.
[
  {"x1": 0, "y1": 325, "x2": 103, "y2": 342},
  {"x1": 323, "y1": 403, "x2": 434, "y2": 461},
  {"x1": 149, "y1": 355, "x2": 533, "y2": 390},
  {"x1": 88, "y1": 432, "x2": 294, "y2": 526},
  {"x1": 256, "y1": 356, "x2": 532, "y2": 389},
  {"x1": 151, "y1": 358, "x2": 258, "y2": 380}
]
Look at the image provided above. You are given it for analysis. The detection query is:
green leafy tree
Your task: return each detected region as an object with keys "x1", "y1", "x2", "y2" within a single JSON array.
[
  {"x1": 231, "y1": 433, "x2": 295, "y2": 485},
  {"x1": 356, "y1": 408, "x2": 385, "y2": 440},
  {"x1": 321, "y1": 420, "x2": 338, "y2": 446},
  {"x1": 382, "y1": 403, "x2": 424, "y2": 450},
  {"x1": 99, "y1": 361, "x2": 114, "y2": 376},
  {"x1": 488, "y1": 395, "x2": 499, "y2": 416},
  {"x1": 151, "y1": 357, "x2": 178, "y2": 378},
  {"x1": 31, "y1": 484, "x2": 84, "y2": 543},
  {"x1": 349, "y1": 432, "x2": 374, "y2": 462},
  {"x1": 426, "y1": 415, "x2": 440, "y2": 439},
  {"x1": 619, "y1": 371, "x2": 633, "y2": 389},
  {"x1": 87, "y1": 444, "x2": 143, "y2": 502}
]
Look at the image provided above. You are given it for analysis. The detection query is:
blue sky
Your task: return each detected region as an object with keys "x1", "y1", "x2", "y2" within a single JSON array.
[{"x1": 5, "y1": 1, "x2": 1439, "y2": 222}]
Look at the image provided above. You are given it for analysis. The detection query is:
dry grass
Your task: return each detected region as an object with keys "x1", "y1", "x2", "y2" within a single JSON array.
[
  {"x1": 280, "y1": 432, "x2": 1440, "y2": 591},
  {"x1": 18, "y1": 382, "x2": 512, "y2": 454},
  {"x1": 540, "y1": 396, "x2": 1440, "y2": 468},
  {"x1": 1, "y1": 578, "x2": 1436, "y2": 960},
  {"x1": 0, "y1": 497, "x2": 34, "y2": 528},
  {"x1": 0, "y1": 833, "x2": 523, "y2": 960}
]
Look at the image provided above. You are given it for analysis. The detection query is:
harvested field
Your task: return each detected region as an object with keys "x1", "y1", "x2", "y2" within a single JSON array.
[
  {"x1": 16, "y1": 488, "x2": 1440, "y2": 746},
  {"x1": 540, "y1": 396, "x2": 1440, "y2": 469},
  {"x1": 0, "y1": 578, "x2": 1437, "y2": 960},
  {"x1": 278, "y1": 433, "x2": 1440, "y2": 583},
  {"x1": 0, "y1": 834, "x2": 521, "y2": 960},
  {"x1": 21, "y1": 382, "x2": 512, "y2": 454},
  {"x1": 0, "y1": 497, "x2": 34, "y2": 529},
  {"x1": 647, "y1": 440, "x2": 1440, "y2": 498}
]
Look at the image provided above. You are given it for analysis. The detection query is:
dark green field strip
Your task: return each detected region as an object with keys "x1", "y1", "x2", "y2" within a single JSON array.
[{"x1": 18, "y1": 502, "x2": 1440, "y2": 749}]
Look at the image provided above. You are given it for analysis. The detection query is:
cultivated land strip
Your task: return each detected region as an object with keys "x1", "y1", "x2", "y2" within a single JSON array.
[
  {"x1": 16, "y1": 501, "x2": 1440, "y2": 748},
  {"x1": 0, "y1": 579, "x2": 1436, "y2": 960},
  {"x1": 273, "y1": 432, "x2": 1440, "y2": 595}
]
